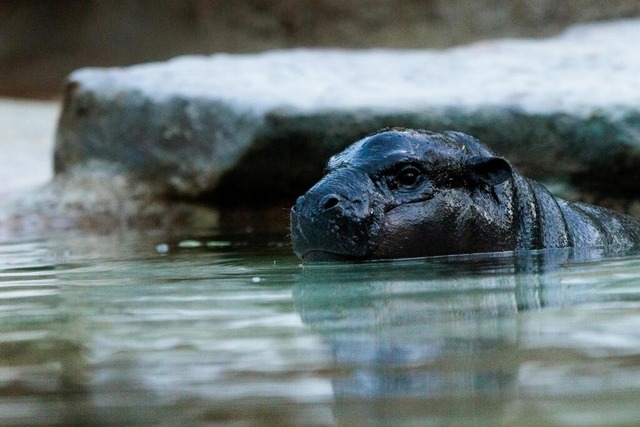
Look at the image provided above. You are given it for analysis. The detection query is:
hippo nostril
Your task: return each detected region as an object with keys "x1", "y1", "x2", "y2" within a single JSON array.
[{"x1": 320, "y1": 194, "x2": 341, "y2": 211}]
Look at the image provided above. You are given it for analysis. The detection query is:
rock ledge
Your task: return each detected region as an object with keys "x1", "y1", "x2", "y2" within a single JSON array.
[{"x1": 52, "y1": 19, "x2": 640, "y2": 210}]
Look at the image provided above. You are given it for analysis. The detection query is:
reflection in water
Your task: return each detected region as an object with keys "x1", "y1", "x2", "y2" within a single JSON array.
[
  {"x1": 293, "y1": 246, "x2": 640, "y2": 424},
  {"x1": 0, "y1": 240, "x2": 91, "y2": 425},
  {"x1": 0, "y1": 237, "x2": 319, "y2": 425},
  {"x1": 2, "y1": 236, "x2": 640, "y2": 425}
]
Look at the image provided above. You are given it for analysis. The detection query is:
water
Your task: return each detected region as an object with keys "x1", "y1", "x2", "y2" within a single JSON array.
[{"x1": 2, "y1": 232, "x2": 640, "y2": 426}]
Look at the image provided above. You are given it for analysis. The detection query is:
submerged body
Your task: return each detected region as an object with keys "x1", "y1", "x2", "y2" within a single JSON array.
[{"x1": 290, "y1": 128, "x2": 640, "y2": 262}]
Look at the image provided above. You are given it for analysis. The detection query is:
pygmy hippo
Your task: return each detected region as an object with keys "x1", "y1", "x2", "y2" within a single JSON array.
[{"x1": 290, "y1": 128, "x2": 640, "y2": 262}]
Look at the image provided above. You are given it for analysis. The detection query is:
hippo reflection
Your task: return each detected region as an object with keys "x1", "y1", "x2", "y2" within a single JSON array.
[
  {"x1": 292, "y1": 248, "x2": 627, "y2": 421},
  {"x1": 291, "y1": 128, "x2": 640, "y2": 262}
]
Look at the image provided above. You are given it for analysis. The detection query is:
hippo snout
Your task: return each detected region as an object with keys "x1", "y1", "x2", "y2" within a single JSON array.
[{"x1": 290, "y1": 169, "x2": 383, "y2": 262}]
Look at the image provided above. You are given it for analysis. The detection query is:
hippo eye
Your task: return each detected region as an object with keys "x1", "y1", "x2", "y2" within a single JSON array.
[{"x1": 395, "y1": 165, "x2": 422, "y2": 188}]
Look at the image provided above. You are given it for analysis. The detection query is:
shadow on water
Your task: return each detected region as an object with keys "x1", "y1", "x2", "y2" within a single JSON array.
[{"x1": 293, "y1": 246, "x2": 640, "y2": 425}]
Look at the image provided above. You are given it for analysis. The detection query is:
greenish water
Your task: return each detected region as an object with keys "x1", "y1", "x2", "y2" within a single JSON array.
[{"x1": 2, "y1": 233, "x2": 640, "y2": 426}]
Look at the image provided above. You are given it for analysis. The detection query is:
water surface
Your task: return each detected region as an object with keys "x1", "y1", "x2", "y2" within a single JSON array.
[{"x1": 1, "y1": 233, "x2": 640, "y2": 426}]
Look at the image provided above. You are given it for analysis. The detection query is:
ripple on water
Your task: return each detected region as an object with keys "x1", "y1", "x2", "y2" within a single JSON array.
[{"x1": 1, "y1": 237, "x2": 640, "y2": 424}]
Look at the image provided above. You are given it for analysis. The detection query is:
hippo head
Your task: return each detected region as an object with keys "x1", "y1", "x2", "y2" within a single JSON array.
[{"x1": 290, "y1": 128, "x2": 517, "y2": 262}]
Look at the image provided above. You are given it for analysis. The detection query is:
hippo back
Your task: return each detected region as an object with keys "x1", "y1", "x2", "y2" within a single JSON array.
[
  {"x1": 559, "y1": 199, "x2": 640, "y2": 248},
  {"x1": 511, "y1": 171, "x2": 640, "y2": 250}
]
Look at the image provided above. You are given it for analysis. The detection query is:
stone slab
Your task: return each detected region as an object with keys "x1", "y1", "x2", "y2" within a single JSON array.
[{"x1": 55, "y1": 19, "x2": 640, "y2": 206}]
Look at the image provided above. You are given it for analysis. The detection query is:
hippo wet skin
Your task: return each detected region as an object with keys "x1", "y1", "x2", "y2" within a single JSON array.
[{"x1": 290, "y1": 128, "x2": 640, "y2": 262}]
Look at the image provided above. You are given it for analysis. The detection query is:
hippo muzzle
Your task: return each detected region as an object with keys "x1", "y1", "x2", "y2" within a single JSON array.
[{"x1": 290, "y1": 168, "x2": 384, "y2": 261}]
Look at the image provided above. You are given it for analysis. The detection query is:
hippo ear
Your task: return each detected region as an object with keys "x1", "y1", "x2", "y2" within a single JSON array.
[{"x1": 466, "y1": 156, "x2": 512, "y2": 186}]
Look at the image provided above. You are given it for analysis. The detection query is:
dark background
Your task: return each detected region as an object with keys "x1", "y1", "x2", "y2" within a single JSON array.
[{"x1": 3, "y1": 0, "x2": 640, "y2": 98}]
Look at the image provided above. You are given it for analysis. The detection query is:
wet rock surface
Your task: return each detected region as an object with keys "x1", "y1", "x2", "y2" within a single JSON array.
[{"x1": 54, "y1": 19, "x2": 640, "y2": 210}]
